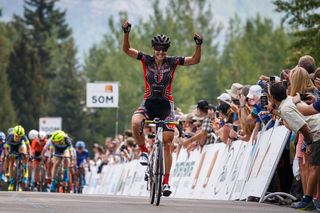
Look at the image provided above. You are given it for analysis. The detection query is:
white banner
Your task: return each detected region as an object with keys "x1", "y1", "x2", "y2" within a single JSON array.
[
  {"x1": 86, "y1": 82, "x2": 119, "y2": 108},
  {"x1": 84, "y1": 126, "x2": 290, "y2": 202},
  {"x1": 39, "y1": 117, "x2": 62, "y2": 134}
]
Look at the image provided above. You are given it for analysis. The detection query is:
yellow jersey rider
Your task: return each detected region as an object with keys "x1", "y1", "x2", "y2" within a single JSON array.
[
  {"x1": 49, "y1": 130, "x2": 73, "y2": 192},
  {"x1": 4, "y1": 125, "x2": 30, "y2": 191}
]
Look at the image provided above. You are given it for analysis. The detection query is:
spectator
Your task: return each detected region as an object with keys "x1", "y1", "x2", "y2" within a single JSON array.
[
  {"x1": 246, "y1": 85, "x2": 272, "y2": 142},
  {"x1": 238, "y1": 85, "x2": 255, "y2": 141},
  {"x1": 216, "y1": 102, "x2": 236, "y2": 144},
  {"x1": 226, "y1": 83, "x2": 243, "y2": 105},
  {"x1": 217, "y1": 93, "x2": 232, "y2": 105},
  {"x1": 289, "y1": 66, "x2": 319, "y2": 100},
  {"x1": 298, "y1": 55, "x2": 316, "y2": 75},
  {"x1": 269, "y1": 82, "x2": 320, "y2": 210},
  {"x1": 182, "y1": 100, "x2": 216, "y2": 150}
]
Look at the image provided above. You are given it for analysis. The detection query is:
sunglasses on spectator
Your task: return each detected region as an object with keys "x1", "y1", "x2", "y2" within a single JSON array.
[{"x1": 154, "y1": 45, "x2": 169, "y2": 52}]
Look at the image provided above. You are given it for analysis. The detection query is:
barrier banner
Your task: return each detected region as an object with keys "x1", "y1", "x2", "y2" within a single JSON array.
[
  {"x1": 174, "y1": 148, "x2": 201, "y2": 198},
  {"x1": 170, "y1": 148, "x2": 189, "y2": 197},
  {"x1": 84, "y1": 125, "x2": 290, "y2": 202},
  {"x1": 190, "y1": 143, "x2": 225, "y2": 199}
]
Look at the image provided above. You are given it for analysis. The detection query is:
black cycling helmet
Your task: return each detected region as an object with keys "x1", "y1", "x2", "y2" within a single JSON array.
[{"x1": 151, "y1": 34, "x2": 170, "y2": 47}]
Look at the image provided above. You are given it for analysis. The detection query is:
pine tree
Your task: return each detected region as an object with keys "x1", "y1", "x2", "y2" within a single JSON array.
[
  {"x1": 7, "y1": 19, "x2": 45, "y2": 129},
  {"x1": 49, "y1": 38, "x2": 88, "y2": 139},
  {"x1": 0, "y1": 16, "x2": 17, "y2": 129}
]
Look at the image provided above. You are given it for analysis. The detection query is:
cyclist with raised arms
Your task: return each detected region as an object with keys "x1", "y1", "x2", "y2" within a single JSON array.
[
  {"x1": 122, "y1": 20, "x2": 202, "y2": 196},
  {"x1": 4, "y1": 125, "x2": 30, "y2": 191}
]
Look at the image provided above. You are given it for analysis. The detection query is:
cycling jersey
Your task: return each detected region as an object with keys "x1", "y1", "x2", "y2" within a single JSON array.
[
  {"x1": 76, "y1": 149, "x2": 89, "y2": 167},
  {"x1": 137, "y1": 52, "x2": 185, "y2": 101},
  {"x1": 5, "y1": 134, "x2": 29, "y2": 154},
  {"x1": 50, "y1": 137, "x2": 72, "y2": 157},
  {"x1": 31, "y1": 138, "x2": 47, "y2": 160}
]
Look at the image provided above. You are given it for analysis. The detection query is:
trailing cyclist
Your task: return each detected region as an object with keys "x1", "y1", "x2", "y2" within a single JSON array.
[
  {"x1": 122, "y1": 20, "x2": 202, "y2": 196},
  {"x1": 49, "y1": 130, "x2": 73, "y2": 192},
  {"x1": 4, "y1": 125, "x2": 30, "y2": 191},
  {"x1": 75, "y1": 141, "x2": 91, "y2": 193},
  {"x1": 31, "y1": 130, "x2": 47, "y2": 191}
]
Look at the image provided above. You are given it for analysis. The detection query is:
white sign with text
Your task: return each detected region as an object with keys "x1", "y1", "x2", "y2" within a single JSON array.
[
  {"x1": 86, "y1": 82, "x2": 119, "y2": 108},
  {"x1": 39, "y1": 117, "x2": 62, "y2": 134}
]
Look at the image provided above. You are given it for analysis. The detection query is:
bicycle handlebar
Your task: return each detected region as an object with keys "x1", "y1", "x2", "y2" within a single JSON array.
[{"x1": 139, "y1": 118, "x2": 183, "y2": 137}]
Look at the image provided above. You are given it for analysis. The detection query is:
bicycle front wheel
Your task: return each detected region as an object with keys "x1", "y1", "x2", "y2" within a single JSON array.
[
  {"x1": 149, "y1": 153, "x2": 156, "y2": 204},
  {"x1": 155, "y1": 145, "x2": 163, "y2": 206}
]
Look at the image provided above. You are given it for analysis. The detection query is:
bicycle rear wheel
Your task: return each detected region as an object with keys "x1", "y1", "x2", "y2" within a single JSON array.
[{"x1": 155, "y1": 145, "x2": 163, "y2": 206}]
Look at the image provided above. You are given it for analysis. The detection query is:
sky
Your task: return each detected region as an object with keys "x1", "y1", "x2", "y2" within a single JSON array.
[{"x1": 0, "y1": 0, "x2": 282, "y2": 64}]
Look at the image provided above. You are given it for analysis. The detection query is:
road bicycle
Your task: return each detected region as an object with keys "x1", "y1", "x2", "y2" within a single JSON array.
[{"x1": 140, "y1": 118, "x2": 181, "y2": 206}]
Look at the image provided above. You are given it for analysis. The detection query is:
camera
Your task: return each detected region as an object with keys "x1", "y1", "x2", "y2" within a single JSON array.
[
  {"x1": 270, "y1": 76, "x2": 276, "y2": 83},
  {"x1": 260, "y1": 95, "x2": 268, "y2": 107},
  {"x1": 233, "y1": 125, "x2": 238, "y2": 132},
  {"x1": 147, "y1": 133, "x2": 155, "y2": 139},
  {"x1": 282, "y1": 80, "x2": 288, "y2": 89},
  {"x1": 232, "y1": 99, "x2": 240, "y2": 106},
  {"x1": 300, "y1": 93, "x2": 309, "y2": 101}
]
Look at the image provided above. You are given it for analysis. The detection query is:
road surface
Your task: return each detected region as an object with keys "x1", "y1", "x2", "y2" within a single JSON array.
[{"x1": 0, "y1": 192, "x2": 300, "y2": 213}]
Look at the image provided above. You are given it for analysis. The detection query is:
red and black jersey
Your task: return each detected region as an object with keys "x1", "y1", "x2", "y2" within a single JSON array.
[{"x1": 137, "y1": 52, "x2": 185, "y2": 101}]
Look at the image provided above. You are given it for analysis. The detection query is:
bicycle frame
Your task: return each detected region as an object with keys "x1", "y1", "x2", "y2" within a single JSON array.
[{"x1": 141, "y1": 118, "x2": 181, "y2": 206}]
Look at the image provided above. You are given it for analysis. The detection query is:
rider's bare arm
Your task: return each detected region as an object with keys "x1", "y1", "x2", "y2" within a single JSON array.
[
  {"x1": 184, "y1": 34, "x2": 202, "y2": 65},
  {"x1": 122, "y1": 21, "x2": 139, "y2": 59}
]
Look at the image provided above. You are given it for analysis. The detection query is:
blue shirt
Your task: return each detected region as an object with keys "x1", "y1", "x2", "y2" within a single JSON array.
[
  {"x1": 76, "y1": 149, "x2": 89, "y2": 166},
  {"x1": 313, "y1": 99, "x2": 320, "y2": 112},
  {"x1": 251, "y1": 103, "x2": 274, "y2": 129}
]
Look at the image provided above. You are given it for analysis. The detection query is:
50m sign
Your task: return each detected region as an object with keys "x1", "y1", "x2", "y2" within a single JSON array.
[{"x1": 86, "y1": 82, "x2": 119, "y2": 108}]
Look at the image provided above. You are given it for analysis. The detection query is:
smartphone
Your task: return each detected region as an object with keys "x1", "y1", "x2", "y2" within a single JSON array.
[
  {"x1": 215, "y1": 112, "x2": 219, "y2": 118},
  {"x1": 282, "y1": 80, "x2": 288, "y2": 89},
  {"x1": 300, "y1": 93, "x2": 308, "y2": 101},
  {"x1": 233, "y1": 125, "x2": 238, "y2": 132},
  {"x1": 270, "y1": 76, "x2": 275, "y2": 83},
  {"x1": 260, "y1": 95, "x2": 268, "y2": 107}
]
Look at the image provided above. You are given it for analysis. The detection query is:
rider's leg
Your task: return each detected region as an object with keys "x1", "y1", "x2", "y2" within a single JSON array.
[
  {"x1": 8, "y1": 156, "x2": 14, "y2": 183},
  {"x1": 63, "y1": 151, "x2": 71, "y2": 183},
  {"x1": 46, "y1": 157, "x2": 52, "y2": 185},
  {"x1": 20, "y1": 144, "x2": 28, "y2": 182},
  {"x1": 163, "y1": 131, "x2": 174, "y2": 185},
  {"x1": 33, "y1": 159, "x2": 40, "y2": 186},
  {"x1": 132, "y1": 114, "x2": 149, "y2": 155},
  {"x1": 51, "y1": 157, "x2": 61, "y2": 183}
]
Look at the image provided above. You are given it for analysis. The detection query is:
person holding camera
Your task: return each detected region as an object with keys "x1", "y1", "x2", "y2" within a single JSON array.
[
  {"x1": 245, "y1": 85, "x2": 272, "y2": 142},
  {"x1": 122, "y1": 20, "x2": 202, "y2": 196},
  {"x1": 268, "y1": 80, "x2": 320, "y2": 210}
]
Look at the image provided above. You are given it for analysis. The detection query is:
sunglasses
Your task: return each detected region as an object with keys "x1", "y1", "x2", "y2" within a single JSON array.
[{"x1": 154, "y1": 45, "x2": 169, "y2": 52}]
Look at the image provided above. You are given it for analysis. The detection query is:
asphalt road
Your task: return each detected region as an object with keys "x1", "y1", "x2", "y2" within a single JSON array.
[{"x1": 0, "y1": 192, "x2": 302, "y2": 213}]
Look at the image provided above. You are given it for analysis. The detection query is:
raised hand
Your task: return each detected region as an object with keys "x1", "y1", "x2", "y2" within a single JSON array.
[
  {"x1": 122, "y1": 21, "x2": 131, "y2": 33},
  {"x1": 193, "y1": 33, "x2": 203, "y2": 45}
]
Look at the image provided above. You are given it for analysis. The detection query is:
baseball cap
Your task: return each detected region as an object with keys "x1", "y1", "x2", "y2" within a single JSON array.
[
  {"x1": 247, "y1": 85, "x2": 263, "y2": 99},
  {"x1": 217, "y1": 93, "x2": 231, "y2": 104},
  {"x1": 197, "y1": 100, "x2": 209, "y2": 110}
]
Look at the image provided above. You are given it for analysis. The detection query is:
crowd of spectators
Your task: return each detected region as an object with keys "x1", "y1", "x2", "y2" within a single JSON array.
[{"x1": 92, "y1": 55, "x2": 320, "y2": 211}]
